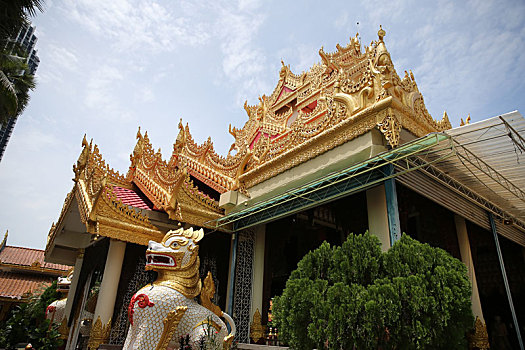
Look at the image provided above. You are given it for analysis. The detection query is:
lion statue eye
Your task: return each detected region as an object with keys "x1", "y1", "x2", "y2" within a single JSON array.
[{"x1": 170, "y1": 242, "x2": 178, "y2": 248}]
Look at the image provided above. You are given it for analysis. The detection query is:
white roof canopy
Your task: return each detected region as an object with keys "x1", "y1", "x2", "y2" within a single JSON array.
[{"x1": 439, "y1": 111, "x2": 525, "y2": 228}]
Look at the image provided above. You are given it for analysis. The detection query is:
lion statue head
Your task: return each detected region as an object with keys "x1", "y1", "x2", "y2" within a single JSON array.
[{"x1": 145, "y1": 227, "x2": 204, "y2": 271}]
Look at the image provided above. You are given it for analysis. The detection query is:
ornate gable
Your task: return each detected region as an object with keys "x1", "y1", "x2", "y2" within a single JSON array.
[
  {"x1": 221, "y1": 27, "x2": 451, "y2": 189},
  {"x1": 47, "y1": 136, "x2": 166, "y2": 255},
  {"x1": 128, "y1": 128, "x2": 224, "y2": 228}
]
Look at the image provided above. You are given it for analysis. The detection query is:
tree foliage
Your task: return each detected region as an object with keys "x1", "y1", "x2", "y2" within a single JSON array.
[
  {"x1": 0, "y1": 0, "x2": 42, "y2": 124},
  {"x1": 0, "y1": 280, "x2": 64, "y2": 350},
  {"x1": 273, "y1": 233, "x2": 473, "y2": 350},
  {"x1": 0, "y1": 0, "x2": 44, "y2": 46},
  {"x1": 0, "y1": 48, "x2": 36, "y2": 124}
]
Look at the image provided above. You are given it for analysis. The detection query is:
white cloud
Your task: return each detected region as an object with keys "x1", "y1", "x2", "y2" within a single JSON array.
[
  {"x1": 36, "y1": 45, "x2": 79, "y2": 84},
  {"x1": 137, "y1": 87, "x2": 155, "y2": 103},
  {"x1": 47, "y1": 45, "x2": 78, "y2": 71},
  {"x1": 213, "y1": 0, "x2": 271, "y2": 103},
  {"x1": 278, "y1": 44, "x2": 319, "y2": 74},
  {"x1": 335, "y1": 12, "x2": 349, "y2": 29},
  {"x1": 84, "y1": 64, "x2": 126, "y2": 117},
  {"x1": 60, "y1": 0, "x2": 210, "y2": 54}
]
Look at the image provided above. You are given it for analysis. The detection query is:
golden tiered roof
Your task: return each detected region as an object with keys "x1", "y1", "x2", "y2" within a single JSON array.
[
  {"x1": 47, "y1": 136, "x2": 165, "y2": 250},
  {"x1": 48, "y1": 27, "x2": 451, "y2": 248},
  {"x1": 127, "y1": 128, "x2": 223, "y2": 226},
  {"x1": 128, "y1": 27, "x2": 450, "y2": 196}
]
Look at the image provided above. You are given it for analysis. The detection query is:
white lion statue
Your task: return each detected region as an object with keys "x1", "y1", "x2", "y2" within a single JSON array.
[
  {"x1": 46, "y1": 269, "x2": 73, "y2": 325},
  {"x1": 123, "y1": 227, "x2": 236, "y2": 350}
]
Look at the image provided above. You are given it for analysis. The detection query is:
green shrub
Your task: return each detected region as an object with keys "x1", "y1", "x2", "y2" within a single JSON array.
[
  {"x1": 273, "y1": 233, "x2": 473, "y2": 350},
  {"x1": 0, "y1": 280, "x2": 64, "y2": 350}
]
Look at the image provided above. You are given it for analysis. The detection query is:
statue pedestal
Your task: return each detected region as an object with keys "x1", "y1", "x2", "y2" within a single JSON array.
[
  {"x1": 98, "y1": 345, "x2": 123, "y2": 350},
  {"x1": 238, "y1": 344, "x2": 288, "y2": 350}
]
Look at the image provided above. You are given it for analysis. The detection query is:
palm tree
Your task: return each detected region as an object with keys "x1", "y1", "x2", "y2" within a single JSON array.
[
  {"x1": 0, "y1": 0, "x2": 43, "y2": 124},
  {"x1": 0, "y1": 0, "x2": 45, "y2": 46},
  {"x1": 0, "y1": 46, "x2": 35, "y2": 125}
]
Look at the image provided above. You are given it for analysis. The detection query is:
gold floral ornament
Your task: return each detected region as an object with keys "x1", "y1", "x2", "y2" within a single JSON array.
[
  {"x1": 129, "y1": 127, "x2": 144, "y2": 170},
  {"x1": 468, "y1": 316, "x2": 490, "y2": 350},
  {"x1": 250, "y1": 309, "x2": 266, "y2": 344},
  {"x1": 200, "y1": 271, "x2": 222, "y2": 317},
  {"x1": 73, "y1": 135, "x2": 91, "y2": 182},
  {"x1": 156, "y1": 306, "x2": 187, "y2": 350},
  {"x1": 87, "y1": 316, "x2": 111, "y2": 350},
  {"x1": 378, "y1": 112, "x2": 402, "y2": 147},
  {"x1": 58, "y1": 317, "x2": 69, "y2": 340}
]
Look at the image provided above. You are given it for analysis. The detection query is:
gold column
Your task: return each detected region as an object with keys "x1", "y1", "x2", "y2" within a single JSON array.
[
  {"x1": 366, "y1": 185, "x2": 391, "y2": 251},
  {"x1": 88, "y1": 239, "x2": 126, "y2": 349}
]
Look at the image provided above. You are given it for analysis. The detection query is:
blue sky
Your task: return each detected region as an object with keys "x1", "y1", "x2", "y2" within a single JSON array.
[{"x1": 1, "y1": 0, "x2": 524, "y2": 249}]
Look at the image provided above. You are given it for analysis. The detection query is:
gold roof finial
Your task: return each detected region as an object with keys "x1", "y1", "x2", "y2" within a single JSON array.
[
  {"x1": 1, "y1": 230, "x2": 7, "y2": 251},
  {"x1": 378, "y1": 25, "x2": 386, "y2": 42},
  {"x1": 461, "y1": 114, "x2": 471, "y2": 126}
]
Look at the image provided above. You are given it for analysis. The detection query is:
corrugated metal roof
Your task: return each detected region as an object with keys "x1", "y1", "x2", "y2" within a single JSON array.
[{"x1": 442, "y1": 111, "x2": 525, "y2": 226}]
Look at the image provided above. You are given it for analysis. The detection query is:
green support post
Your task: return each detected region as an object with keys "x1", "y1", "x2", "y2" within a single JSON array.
[{"x1": 384, "y1": 164, "x2": 401, "y2": 246}]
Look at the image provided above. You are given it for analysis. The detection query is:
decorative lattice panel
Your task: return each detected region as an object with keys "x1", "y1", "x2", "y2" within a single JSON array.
[
  {"x1": 232, "y1": 229, "x2": 255, "y2": 343},
  {"x1": 108, "y1": 255, "x2": 151, "y2": 344}
]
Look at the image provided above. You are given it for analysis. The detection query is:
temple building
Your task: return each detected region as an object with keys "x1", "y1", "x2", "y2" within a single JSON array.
[
  {"x1": 45, "y1": 28, "x2": 525, "y2": 349},
  {"x1": 0, "y1": 232, "x2": 70, "y2": 321}
]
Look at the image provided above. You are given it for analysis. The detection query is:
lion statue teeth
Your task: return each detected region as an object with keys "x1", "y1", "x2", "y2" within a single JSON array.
[{"x1": 123, "y1": 227, "x2": 236, "y2": 350}]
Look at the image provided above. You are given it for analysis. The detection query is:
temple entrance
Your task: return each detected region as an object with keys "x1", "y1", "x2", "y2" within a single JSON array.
[
  {"x1": 261, "y1": 191, "x2": 369, "y2": 323},
  {"x1": 467, "y1": 222, "x2": 525, "y2": 349},
  {"x1": 397, "y1": 183, "x2": 462, "y2": 260},
  {"x1": 397, "y1": 182, "x2": 525, "y2": 348},
  {"x1": 199, "y1": 231, "x2": 232, "y2": 311}
]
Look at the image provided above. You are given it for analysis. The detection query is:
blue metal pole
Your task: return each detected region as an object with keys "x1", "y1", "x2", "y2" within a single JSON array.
[
  {"x1": 227, "y1": 232, "x2": 239, "y2": 317},
  {"x1": 384, "y1": 164, "x2": 401, "y2": 246},
  {"x1": 488, "y1": 212, "x2": 523, "y2": 350}
]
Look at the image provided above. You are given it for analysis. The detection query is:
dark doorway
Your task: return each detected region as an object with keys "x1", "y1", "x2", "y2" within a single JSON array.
[
  {"x1": 261, "y1": 190, "x2": 368, "y2": 322},
  {"x1": 467, "y1": 222, "x2": 525, "y2": 349}
]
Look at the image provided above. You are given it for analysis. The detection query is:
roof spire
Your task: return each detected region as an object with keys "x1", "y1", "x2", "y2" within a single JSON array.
[
  {"x1": 378, "y1": 25, "x2": 386, "y2": 42},
  {"x1": 0, "y1": 230, "x2": 7, "y2": 252}
]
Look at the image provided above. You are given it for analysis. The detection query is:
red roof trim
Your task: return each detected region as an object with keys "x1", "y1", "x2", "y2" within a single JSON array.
[{"x1": 112, "y1": 186, "x2": 155, "y2": 210}]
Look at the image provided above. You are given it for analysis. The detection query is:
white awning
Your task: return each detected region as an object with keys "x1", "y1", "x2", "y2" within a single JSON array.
[{"x1": 441, "y1": 111, "x2": 525, "y2": 227}]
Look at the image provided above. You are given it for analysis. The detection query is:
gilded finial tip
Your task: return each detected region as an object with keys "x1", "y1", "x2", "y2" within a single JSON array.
[{"x1": 378, "y1": 25, "x2": 386, "y2": 41}]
